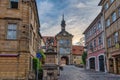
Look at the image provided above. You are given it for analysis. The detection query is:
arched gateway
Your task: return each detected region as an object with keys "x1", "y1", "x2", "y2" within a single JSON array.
[
  {"x1": 56, "y1": 15, "x2": 73, "y2": 65},
  {"x1": 61, "y1": 56, "x2": 69, "y2": 65}
]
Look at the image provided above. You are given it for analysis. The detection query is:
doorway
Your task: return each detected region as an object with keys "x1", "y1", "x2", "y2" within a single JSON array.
[
  {"x1": 89, "y1": 58, "x2": 95, "y2": 70},
  {"x1": 99, "y1": 55, "x2": 105, "y2": 72},
  {"x1": 61, "y1": 56, "x2": 69, "y2": 65},
  {"x1": 109, "y1": 58, "x2": 114, "y2": 73},
  {"x1": 116, "y1": 56, "x2": 120, "y2": 74}
]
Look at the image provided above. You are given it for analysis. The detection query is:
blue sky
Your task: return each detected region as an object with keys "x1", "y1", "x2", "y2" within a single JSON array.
[{"x1": 36, "y1": 0, "x2": 101, "y2": 44}]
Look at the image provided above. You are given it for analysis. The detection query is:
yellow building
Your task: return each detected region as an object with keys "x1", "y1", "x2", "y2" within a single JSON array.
[
  {"x1": 72, "y1": 45, "x2": 84, "y2": 65},
  {"x1": 99, "y1": 0, "x2": 120, "y2": 74},
  {"x1": 0, "y1": 0, "x2": 41, "y2": 79}
]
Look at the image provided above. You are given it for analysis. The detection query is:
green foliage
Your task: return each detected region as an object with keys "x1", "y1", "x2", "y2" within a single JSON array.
[
  {"x1": 33, "y1": 58, "x2": 43, "y2": 79},
  {"x1": 40, "y1": 49, "x2": 46, "y2": 59},
  {"x1": 82, "y1": 51, "x2": 87, "y2": 65},
  {"x1": 33, "y1": 58, "x2": 40, "y2": 71}
]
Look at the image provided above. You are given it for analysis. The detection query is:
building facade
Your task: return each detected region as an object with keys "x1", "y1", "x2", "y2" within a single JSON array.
[
  {"x1": 84, "y1": 13, "x2": 107, "y2": 72},
  {"x1": 99, "y1": 0, "x2": 120, "y2": 74},
  {"x1": 56, "y1": 15, "x2": 73, "y2": 65},
  {"x1": 0, "y1": 0, "x2": 41, "y2": 79},
  {"x1": 72, "y1": 45, "x2": 84, "y2": 65}
]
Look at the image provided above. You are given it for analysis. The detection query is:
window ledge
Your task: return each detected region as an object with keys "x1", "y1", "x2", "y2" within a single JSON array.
[
  {"x1": 5, "y1": 39, "x2": 18, "y2": 41},
  {"x1": 7, "y1": 8, "x2": 19, "y2": 10}
]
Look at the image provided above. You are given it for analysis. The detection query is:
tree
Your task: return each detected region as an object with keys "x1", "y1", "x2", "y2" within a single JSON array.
[{"x1": 82, "y1": 51, "x2": 87, "y2": 65}]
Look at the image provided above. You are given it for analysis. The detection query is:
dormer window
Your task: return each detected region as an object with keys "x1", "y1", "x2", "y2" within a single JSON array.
[{"x1": 10, "y1": 0, "x2": 18, "y2": 9}]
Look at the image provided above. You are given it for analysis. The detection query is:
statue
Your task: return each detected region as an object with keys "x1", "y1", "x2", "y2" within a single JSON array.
[{"x1": 46, "y1": 37, "x2": 54, "y2": 52}]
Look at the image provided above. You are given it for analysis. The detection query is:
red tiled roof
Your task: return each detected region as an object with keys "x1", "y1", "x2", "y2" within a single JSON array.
[{"x1": 72, "y1": 45, "x2": 84, "y2": 55}]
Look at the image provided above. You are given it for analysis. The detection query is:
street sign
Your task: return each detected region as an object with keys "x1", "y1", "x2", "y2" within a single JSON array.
[{"x1": 36, "y1": 52, "x2": 42, "y2": 59}]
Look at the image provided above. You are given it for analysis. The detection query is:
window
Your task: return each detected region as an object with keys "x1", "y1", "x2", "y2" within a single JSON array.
[
  {"x1": 110, "y1": 0, "x2": 114, "y2": 4},
  {"x1": 98, "y1": 22, "x2": 102, "y2": 30},
  {"x1": 98, "y1": 36, "x2": 103, "y2": 45},
  {"x1": 94, "y1": 40, "x2": 96, "y2": 47},
  {"x1": 118, "y1": 7, "x2": 120, "y2": 16},
  {"x1": 112, "y1": 12, "x2": 117, "y2": 22},
  {"x1": 7, "y1": 24, "x2": 17, "y2": 39},
  {"x1": 107, "y1": 38, "x2": 111, "y2": 47},
  {"x1": 106, "y1": 18, "x2": 110, "y2": 27},
  {"x1": 93, "y1": 26, "x2": 96, "y2": 33},
  {"x1": 74, "y1": 57, "x2": 76, "y2": 59},
  {"x1": 114, "y1": 32, "x2": 119, "y2": 43},
  {"x1": 10, "y1": 0, "x2": 18, "y2": 9},
  {"x1": 89, "y1": 42, "x2": 93, "y2": 51},
  {"x1": 90, "y1": 30, "x2": 92, "y2": 36},
  {"x1": 104, "y1": 2, "x2": 109, "y2": 10}
]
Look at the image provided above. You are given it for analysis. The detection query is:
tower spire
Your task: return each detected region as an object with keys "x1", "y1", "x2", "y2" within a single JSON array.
[
  {"x1": 61, "y1": 14, "x2": 66, "y2": 31},
  {"x1": 62, "y1": 14, "x2": 64, "y2": 21}
]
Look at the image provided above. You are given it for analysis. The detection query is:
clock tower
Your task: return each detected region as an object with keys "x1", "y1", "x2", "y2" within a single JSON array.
[{"x1": 56, "y1": 15, "x2": 73, "y2": 65}]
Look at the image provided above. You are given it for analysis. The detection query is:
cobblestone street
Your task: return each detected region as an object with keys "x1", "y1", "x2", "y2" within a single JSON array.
[{"x1": 59, "y1": 65, "x2": 120, "y2": 80}]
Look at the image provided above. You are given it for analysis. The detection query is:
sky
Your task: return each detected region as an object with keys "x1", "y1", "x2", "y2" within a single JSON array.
[{"x1": 36, "y1": 0, "x2": 101, "y2": 45}]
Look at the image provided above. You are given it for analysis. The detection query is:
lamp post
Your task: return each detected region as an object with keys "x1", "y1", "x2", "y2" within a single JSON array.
[
  {"x1": 36, "y1": 67, "x2": 39, "y2": 80},
  {"x1": 36, "y1": 52, "x2": 42, "y2": 80}
]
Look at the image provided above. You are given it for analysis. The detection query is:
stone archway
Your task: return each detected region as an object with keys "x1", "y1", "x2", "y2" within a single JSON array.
[{"x1": 61, "y1": 56, "x2": 69, "y2": 65}]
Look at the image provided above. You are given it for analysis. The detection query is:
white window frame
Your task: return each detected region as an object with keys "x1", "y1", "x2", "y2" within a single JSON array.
[
  {"x1": 98, "y1": 21, "x2": 102, "y2": 30},
  {"x1": 98, "y1": 35, "x2": 102, "y2": 45},
  {"x1": 7, "y1": 24, "x2": 17, "y2": 39},
  {"x1": 114, "y1": 32, "x2": 119, "y2": 43},
  {"x1": 107, "y1": 38, "x2": 111, "y2": 47},
  {"x1": 94, "y1": 39, "x2": 96, "y2": 47},
  {"x1": 106, "y1": 18, "x2": 110, "y2": 27},
  {"x1": 112, "y1": 12, "x2": 117, "y2": 22},
  {"x1": 104, "y1": 2, "x2": 109, "y2": 10}
]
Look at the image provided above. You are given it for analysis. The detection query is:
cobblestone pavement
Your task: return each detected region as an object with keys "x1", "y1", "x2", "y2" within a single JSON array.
[{"x1": 59, "y1": 65, "x2": 120, "y2": 80}]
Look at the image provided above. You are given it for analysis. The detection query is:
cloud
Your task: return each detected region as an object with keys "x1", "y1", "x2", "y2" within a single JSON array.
[
  {"x1": 37, "y1": 0, "x2": 101, "y2": 44},
  {"x1": 75, "y1": 2, "x2": 87, "y2": 8},
  {"x1": 37, "y1": 1, "x2": 54, "y2": 16}
]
